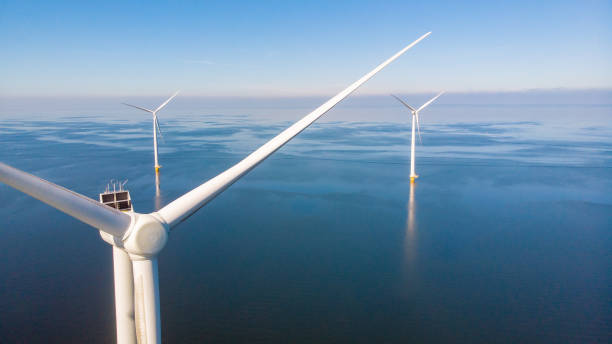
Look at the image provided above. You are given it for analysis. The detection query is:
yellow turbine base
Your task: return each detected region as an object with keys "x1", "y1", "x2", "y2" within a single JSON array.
[
  {"x1": 155, "y1": 166, "x2": 161, "y2": 173},
  {"x1": 410, "y1": 175, "x2": 418, "y2": 183}
]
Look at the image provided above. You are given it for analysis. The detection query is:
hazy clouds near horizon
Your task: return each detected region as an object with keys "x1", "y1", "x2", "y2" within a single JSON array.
[{"x1": 1, "y1": 89, "x2": 610, "y2": 118}]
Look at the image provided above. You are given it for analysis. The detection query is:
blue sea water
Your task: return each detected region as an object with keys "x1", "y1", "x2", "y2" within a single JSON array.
[{"x1": 0, "y1": 100, "x2": 611, "y2": 342}]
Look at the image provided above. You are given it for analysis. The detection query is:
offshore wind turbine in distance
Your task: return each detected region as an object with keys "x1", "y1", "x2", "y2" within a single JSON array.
[
  {"x1": 0, "y1": 32, "x2": 431, "y2": 344},
  {"x1": 391, "y1": 92, "x2": 444, "y2": 183},
  {"x1": 123, "y1": 91, "x2": 180, "y2": 174}
]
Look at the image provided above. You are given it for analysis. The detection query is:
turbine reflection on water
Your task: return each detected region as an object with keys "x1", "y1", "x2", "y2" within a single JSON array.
[
  {"x1": 404, "y1": 182, "x2": 417, "y2": 274},
  {"x1": 154, "y1": 172, "x2": 162, "y2": 211}
]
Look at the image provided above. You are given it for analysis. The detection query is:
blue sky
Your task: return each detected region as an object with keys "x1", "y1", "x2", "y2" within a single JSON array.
[{"x1": 0, "y1": 1, "x2": 610, "y2": 96}]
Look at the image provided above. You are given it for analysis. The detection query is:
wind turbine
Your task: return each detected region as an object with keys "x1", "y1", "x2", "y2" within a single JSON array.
[
  {"x1": 0, "y1": 32, "x2": 431, "y2": 344},
  {"x1": 391, "y1": 92, "x2": 444, "y2": 183},
  {"x1": 123, "y1": 91, "x2": 179, "y2": 174}
]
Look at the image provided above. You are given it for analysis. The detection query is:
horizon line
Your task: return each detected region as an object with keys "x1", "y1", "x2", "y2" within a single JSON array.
[{"x1": 1, "y1": 87, "x2": 611, "y2": 99}]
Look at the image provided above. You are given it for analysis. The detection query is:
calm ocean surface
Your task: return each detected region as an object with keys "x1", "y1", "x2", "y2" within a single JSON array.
[{"x1": 0, "y1": 100, "x2": 611, "y2": 342}]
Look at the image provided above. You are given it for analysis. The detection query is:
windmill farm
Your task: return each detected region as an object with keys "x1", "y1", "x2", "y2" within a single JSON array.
[
  {"x1": 2, "y1": 1, "x2": 611, "y2": 342},
  {"x1": 0, "y1": 33, "x2": 438, "y2": 344}
]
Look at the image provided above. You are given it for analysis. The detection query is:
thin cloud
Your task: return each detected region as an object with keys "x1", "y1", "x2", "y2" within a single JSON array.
[{"x1": 183, "y1": 59, "x2": 215, "y2": 65}]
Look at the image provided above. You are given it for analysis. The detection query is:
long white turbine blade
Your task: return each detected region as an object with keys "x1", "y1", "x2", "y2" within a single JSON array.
[
  {"x1": 0, "y1": 162, "x2": 132, "y2": 237},
  {"x1": 416, "y1": 91, "x2": 444, "y2": 112},
  {"x1": 157, "y1": 32, "x2": 431, "y2": 228},
  {"x1": 123, "y1": 103, "x2": 155, "y2": 113},
  {"x1": 132, "y1": 258, "x2": 161, "y2": 344},
  {"x1": 154, "y1": 90, "x2": 180, "y2": 113},
  {"x1": 154, "y1": 116, "x2": 165, "y2": 143},
  {"x1": 390, "y1": 94, "x2": 416, "y2": 112},
  {"x1": 113, "y1": 247, "x2": 136, "y2": 344}
]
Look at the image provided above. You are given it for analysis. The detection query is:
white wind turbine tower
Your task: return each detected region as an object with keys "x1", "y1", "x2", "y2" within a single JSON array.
[
  {"x1": 391, "y1": 92, "x2": 444, "y2": 182},
  {"x1": 0, "y1": 32, "x2": 431, "y2": 344},
  {"x1": 123, "y1": 91, "x2": 179, "y2": 173}
]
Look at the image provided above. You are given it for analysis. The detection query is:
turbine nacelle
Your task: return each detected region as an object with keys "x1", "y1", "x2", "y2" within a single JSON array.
[
  {"x1": 123, "y1": 213, "x2": 169, "y2": 259},
  {"x1": 98, "y1": 213, "x2": 168, "y2": 258}
]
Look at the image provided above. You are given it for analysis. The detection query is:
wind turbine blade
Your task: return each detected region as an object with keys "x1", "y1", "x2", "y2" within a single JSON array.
[
  {"x1": 123, "y1": 103, "x2": 155, "y2": 113},
  {"x1": 0, "y1": 162, "x2": 132, "y2": 237},
  {"x1": 113, "y1": 247, "x2": 136, "y2": 344},
  {"x1": 132, "y1": 258, "x2": 161, "y2": 344},
  {"x1": 416, "y1": 91, "x2": 444, "y2": 112},
  {"x1": 155, "y1": 117, "x2": 165, "y2": 143},
  {"x1": 154, "y1": 90, "x2": 180, "y2": 113},
  {"x1": 416, "y1": 113, "x2": 423, "y2": 145},
  {"x1": 157, "y1": 32, "x2": 431, "y2": 228},
  {"x1": 390, "y1": 94, "x2": 416, "y2": 112}
]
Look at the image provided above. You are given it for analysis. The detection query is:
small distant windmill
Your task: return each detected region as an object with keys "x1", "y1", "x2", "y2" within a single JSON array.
[
  {"x1": 123, "y1": 91, "x2": 179, "y2": 173},
  {"x1": 391, "y1": 92, "x2": 444, "y2": 183}
]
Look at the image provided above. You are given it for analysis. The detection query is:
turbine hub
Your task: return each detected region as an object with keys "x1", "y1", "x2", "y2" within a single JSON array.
[{"x1": 122, "y1": 213, "x2": 168, "y2": 258}]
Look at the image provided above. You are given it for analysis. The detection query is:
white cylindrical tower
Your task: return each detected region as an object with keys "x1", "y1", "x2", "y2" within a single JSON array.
[
  {"x1": 153, "y1": 114, "x2": 159, "y2": 173},
  {"x1": 410, "y1": 113, "x2": 417, "y2": 182}
]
